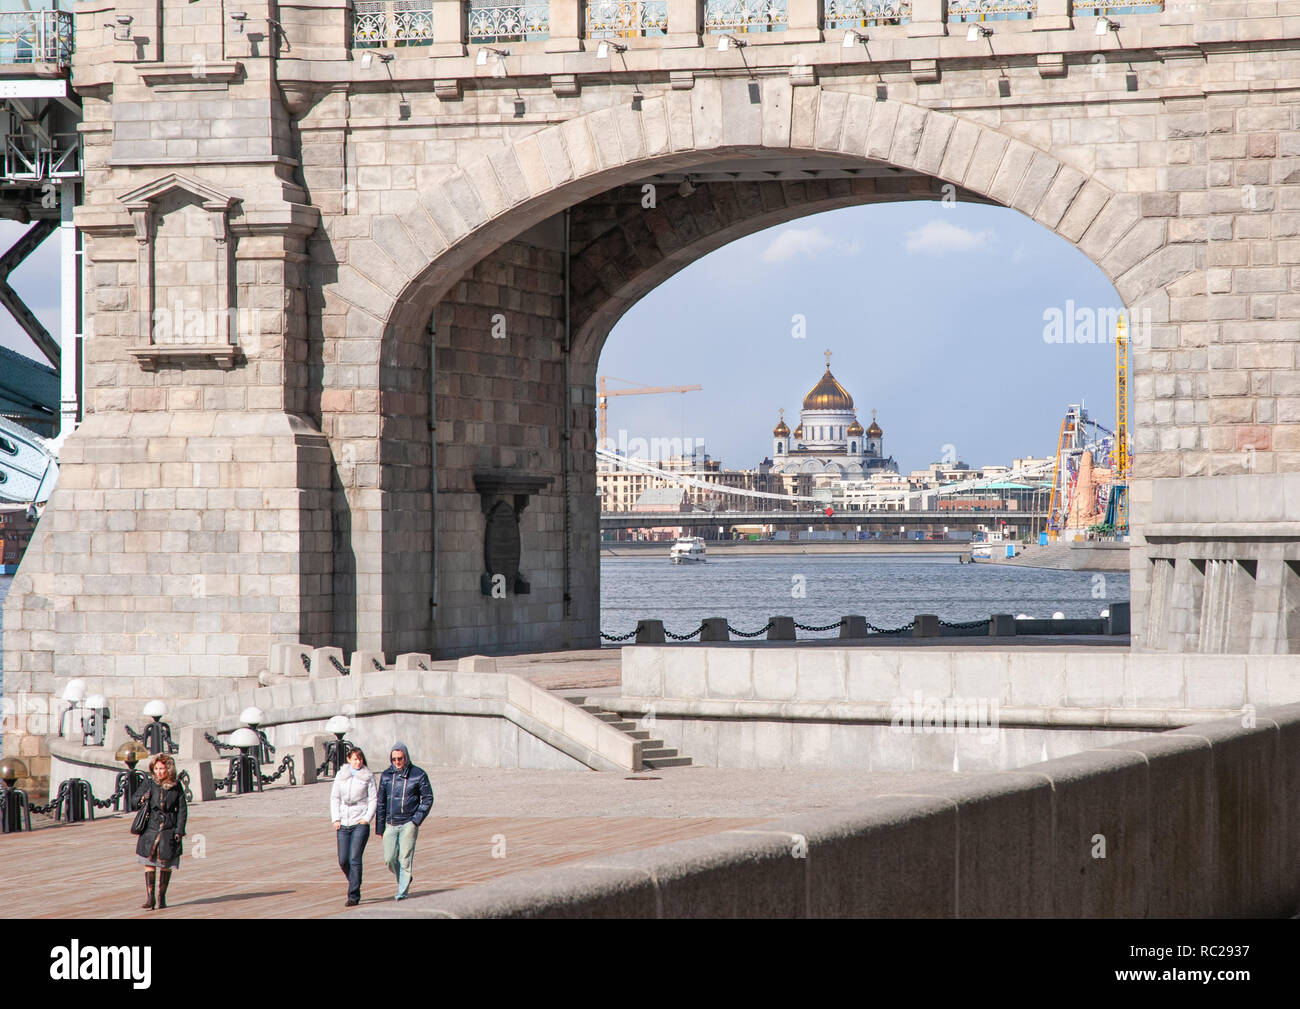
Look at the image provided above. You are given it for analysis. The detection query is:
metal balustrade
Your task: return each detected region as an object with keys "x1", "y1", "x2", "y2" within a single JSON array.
[
  {"x1": 704, "y1": 0, "x2": 788, "y2": 34},
  {"x1": 339, "y1": 1, "x2": 1170, "y2": 52},
  {"x1": 824, "y1": 0, "x2": 911, "y2": 29},
  {"x1": 586, "y1": 0, "x2": 668, "y2": 38},
  {"x1": 353, "y1": 0, "x2": 436, "y2": 47},
  {"x1": 0, "y1": 9, "x2": 74, "y2": 66},
  {"x1": 1071, "y1": 2, "x2": 1164, "y2": 14},
  {"x1": 947, "y1": 0, "x2": 1037, "y2": 20},
  {"x1": 469, "y1": 0, "x2": 551, "y2": 42}
]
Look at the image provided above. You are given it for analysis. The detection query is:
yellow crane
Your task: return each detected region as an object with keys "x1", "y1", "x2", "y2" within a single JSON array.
[
  {"x1": 1114, "y1": 313, "x2": 1129, "y2": 533},
  {"x1": 598, "y1": 376, "x2": 702, "y2": 447}
]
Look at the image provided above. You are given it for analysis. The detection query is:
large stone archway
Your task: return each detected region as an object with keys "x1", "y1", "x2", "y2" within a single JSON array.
[{"x1": 317, "y1": 86, "x2": 1190, "y2": 661}]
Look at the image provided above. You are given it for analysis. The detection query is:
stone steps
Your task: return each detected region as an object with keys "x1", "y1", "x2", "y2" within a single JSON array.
[{"x1": 576, "y1": 702, "x2": 692, "y2": 771}]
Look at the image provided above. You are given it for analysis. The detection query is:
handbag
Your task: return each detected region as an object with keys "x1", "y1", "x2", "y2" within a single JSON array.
[{"x1": 130, "y1": 792, "x2": 150, "y2": 835}]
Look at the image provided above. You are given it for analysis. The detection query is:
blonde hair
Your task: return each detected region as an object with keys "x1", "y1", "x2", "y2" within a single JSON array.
[{"x1": 148, "y1": 753, "x2": 177, "y2": 785}]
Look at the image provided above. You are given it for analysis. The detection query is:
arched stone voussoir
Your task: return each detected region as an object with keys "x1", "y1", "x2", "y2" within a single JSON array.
[{"x1": 370, "y1": 87, "x2": 1173, "y2": 356}]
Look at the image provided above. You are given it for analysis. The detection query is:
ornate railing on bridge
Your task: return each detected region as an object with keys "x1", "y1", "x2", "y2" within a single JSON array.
[
  {"x1": 0, "y1": 10, "x2": 74, "y2": 67},
  {"x1": 704, "y1": 0, "x2": 788, "y2": 34},
  {"x1": 586, "y1": 0, "x2": 668, "y2": 38},
  {"x1": 469, "y1": 0, "x2": 551, "y2": 42},
  {"x1": 824, "y1": 0, "x2": 911, "y2": 30},
  {"x1": 353, "y1": 0, "x2": 436, "y2": 47},
  {"x1": 1071, "y1": 2, "x2": 1164, "y2": 15},
  {"x1": 946, "y1": 0, "x2": 1036, "y2": 20}
]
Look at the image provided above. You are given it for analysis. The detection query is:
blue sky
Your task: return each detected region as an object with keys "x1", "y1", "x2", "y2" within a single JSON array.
[
  {"x1": 2, "y1": 201, "x2": 1127, "y2": 475},
  {"x1": 0, "y1": 221, "x2": 60, "y2": 364},
  {"x1": 598, "y1": 200, "x2": 1128, "y2": 474}
]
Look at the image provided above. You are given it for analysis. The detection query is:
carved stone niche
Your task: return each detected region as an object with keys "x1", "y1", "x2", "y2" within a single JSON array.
[
  {"x1": 473, "y1": 472, "x2": 553, "y2": 597},
  {"x1": 117, "y1": 173, "x2": 242, "y2": 371}
]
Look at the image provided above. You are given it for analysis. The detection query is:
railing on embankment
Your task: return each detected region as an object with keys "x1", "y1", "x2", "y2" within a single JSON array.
[
  {"x1": 352, "y1": 702, "x2": 1300, "y2": 918},
  {"x1": 601, "y1": 604, "x2": 1130, "y2": 643}
]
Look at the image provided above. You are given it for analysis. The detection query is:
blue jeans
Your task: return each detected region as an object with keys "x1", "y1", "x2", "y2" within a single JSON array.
[{"x1": 336, "y1": 823, "x2": 369, "y2": 903}]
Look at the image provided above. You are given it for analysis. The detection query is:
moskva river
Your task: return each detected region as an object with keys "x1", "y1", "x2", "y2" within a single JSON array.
[{"x1": 599, "y1": 553, "x2": 1129, "y2": 640}]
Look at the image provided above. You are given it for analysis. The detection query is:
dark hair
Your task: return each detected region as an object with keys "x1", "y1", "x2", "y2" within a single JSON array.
[{"x1": 346, "y1": 747, "x2": 367, "y2": 767}]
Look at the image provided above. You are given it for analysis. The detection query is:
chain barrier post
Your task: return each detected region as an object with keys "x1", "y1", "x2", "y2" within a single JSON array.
[
  {"x1": 700, "y1": 617, "x2": 730, "y2": 642},
  {"x1": 839, "y1": 615, "x2": 868, "y2": 639},
  {"x1": 634, "y1": 619, "x2": 666, "y2": 644},
  {"x1": 912, "y1": 614, "x2": 941, "y2": 638},
  {"x1": 766, "y1": 616, "x2": 796, "y2": 641},
  {"x1": 989, "y1": 614, "x2": 1017, "y2": 637}
]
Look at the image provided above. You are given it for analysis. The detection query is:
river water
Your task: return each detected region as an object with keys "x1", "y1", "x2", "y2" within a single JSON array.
[
  {"x1": 599, "y1": 552, "x2": 1128, "y2": 640},
  {"x1": 0, "y1": 558, "x2": 1128, "y2": 695}
]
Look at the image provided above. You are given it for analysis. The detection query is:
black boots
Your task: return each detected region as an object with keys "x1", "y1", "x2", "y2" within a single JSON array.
[
  {"x1": 142, "y1": 871, "x2": 156, "y2": 910},
  {"x1": 157, "y1": 870, "x2": 171, "y2": 909}
]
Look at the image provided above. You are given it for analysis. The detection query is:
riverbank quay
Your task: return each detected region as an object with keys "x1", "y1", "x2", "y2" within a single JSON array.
[{"x1": 0, "y1": 766, "x2": 958, "y2": 918}]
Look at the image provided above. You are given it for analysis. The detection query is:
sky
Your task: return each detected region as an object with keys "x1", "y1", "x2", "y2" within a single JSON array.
[
  {"x1": 598, "y1": 200, "x2": 1129, "y2": 475},
  {"x1": 0, "y1": 221, "x2": 60, "y2": 365},
  {"x1": 1, "y1": 201, "x2": 1128, "y2": 476}
]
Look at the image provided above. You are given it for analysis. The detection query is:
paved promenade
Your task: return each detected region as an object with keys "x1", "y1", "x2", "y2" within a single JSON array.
[{"x1": 1, "y1": 765, "x2": 958, "y2": 918}]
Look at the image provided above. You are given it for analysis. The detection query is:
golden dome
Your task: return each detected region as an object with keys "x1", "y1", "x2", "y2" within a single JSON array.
[
  {"x1": 847, "y1": 419, "x2": 864, "y2": 436},
  {"x1": 866, "y1": 409, "x2": 882, "y2": 438},
  {"x1": 792, "y1": 424, "x2": 804, "y2": 439},
  {"x1": 773, "y1": 409, "x2": 790, "y2": 437},
  {"x1": 802, "y1": 368, "x2": 854, "y2": 412}
]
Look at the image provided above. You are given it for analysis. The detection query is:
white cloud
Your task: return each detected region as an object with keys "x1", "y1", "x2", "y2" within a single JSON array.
[
  {"x1": 904, "y1": 219, "x2": 994, "y2": 256},
  {"x1": 762, "y1": 227, "x2": 860, "y2": 263}
]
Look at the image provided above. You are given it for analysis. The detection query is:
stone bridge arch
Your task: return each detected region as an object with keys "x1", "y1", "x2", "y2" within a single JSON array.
[{"x1": 323, "y1": 84, "x2": 1193, "y2": 657}]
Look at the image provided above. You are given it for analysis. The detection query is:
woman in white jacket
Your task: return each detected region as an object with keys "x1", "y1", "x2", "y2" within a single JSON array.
[{"x1": 330, "y1": 747, "x2": 377, "y2": 907}]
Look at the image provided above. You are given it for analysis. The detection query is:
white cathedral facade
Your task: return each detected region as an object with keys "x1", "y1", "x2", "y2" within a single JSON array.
[{"x1": 770, "y1": 353, "x2": 898, "y2": 480}]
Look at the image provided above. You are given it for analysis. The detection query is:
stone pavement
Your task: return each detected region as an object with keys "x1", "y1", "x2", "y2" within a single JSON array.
[{"x1": 1, "y1": 765, "x2": 961, "y2": 917}]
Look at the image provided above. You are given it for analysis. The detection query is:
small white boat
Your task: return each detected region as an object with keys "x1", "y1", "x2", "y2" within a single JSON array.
[
  {"x1": 669, "y1": 537, "x2": 707, "y2": 564},
  {"x1": 970, "y1": 531, "x2": 1017, "y2": 560}
]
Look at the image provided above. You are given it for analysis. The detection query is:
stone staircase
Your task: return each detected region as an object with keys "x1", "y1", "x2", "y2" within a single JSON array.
[{"x1": 576, "y1": 702, "x2": 692, "y2": 770}]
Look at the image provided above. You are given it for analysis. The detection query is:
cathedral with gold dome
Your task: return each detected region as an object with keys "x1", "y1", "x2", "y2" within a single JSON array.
[{"x1": 770, "y1": 352, "x2": 897, "y2": 480}]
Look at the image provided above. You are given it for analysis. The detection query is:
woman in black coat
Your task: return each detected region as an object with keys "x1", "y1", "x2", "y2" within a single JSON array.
[{"x1": 130, "y1": 753, "x2": 188, "y2": 910}]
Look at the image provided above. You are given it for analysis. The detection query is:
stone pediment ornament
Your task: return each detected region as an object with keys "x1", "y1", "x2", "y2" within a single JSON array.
[
  {"x1": 118, "y1": 175, "x2": 243, "y2": 371},
  {"x1": 474, "y1": 472, "x2": 553, "y2": 596}
]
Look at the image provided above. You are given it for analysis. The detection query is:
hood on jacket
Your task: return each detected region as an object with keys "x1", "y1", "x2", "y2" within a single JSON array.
[{"x1": 389, "y1": 741, "x2": 411, "y2": 771}]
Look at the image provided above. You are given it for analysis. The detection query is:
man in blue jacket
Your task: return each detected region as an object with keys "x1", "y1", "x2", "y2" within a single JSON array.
[{"x1": 375, "y1": 741, "x2": 434, "y2": 900}]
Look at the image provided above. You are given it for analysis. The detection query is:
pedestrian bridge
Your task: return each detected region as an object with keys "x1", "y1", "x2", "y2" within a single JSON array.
[{"x1": 5, "y1": 1, "x2": 1300, "y2": 777}]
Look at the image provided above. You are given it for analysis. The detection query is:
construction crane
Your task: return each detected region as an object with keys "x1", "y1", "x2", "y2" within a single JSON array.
[
  {"x1": 1106, "y1": 314, "x2": 1130, "y2": 534},
  {"x1": 598, "y1": 376, "x2": 702, "y2": 447}
]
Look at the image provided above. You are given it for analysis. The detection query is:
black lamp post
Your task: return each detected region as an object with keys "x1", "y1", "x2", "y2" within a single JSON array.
[
  {"x1": 114, "y1": 741, "x2": 149, "y2": 811},
  {"x1": 141, "y1": 700, "x2": 178, "y2": 754},
  {"x1": 0, "y1": 758, "x2": 31, "y2": 833},
  {"x1": 321, "y1": 715, "x2": 353, "y2": 777},
  {"x1": 228, "y1": 727, "x2": 261, "y2": 793}
]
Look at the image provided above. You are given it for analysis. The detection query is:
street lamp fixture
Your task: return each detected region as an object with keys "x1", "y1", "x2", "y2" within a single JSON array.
[
  {"x1": 597, "y1": 40, "x2": 627, "y2": 59},
  {"x1": 105, "y1": 15, "x2": 133, "y2": 41},
  {"x1": 966, "y1": 24, "x2": 993, "y2": 42},
  {"x1": 1096, "y1": 17, "x2": 1120, "y2": 36},
  {"x1": 717, "y1": 34, "x2": 747, "y2": 52},
  {"x1": 477, "y1": 46, "x2": 510, "y2": 66},
  {"x1": 230, "y1": 11, "x2": 248, "y2": 33},
  {"x1": 842, "y1": 30, "x2": 867, "y2": 49}
]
